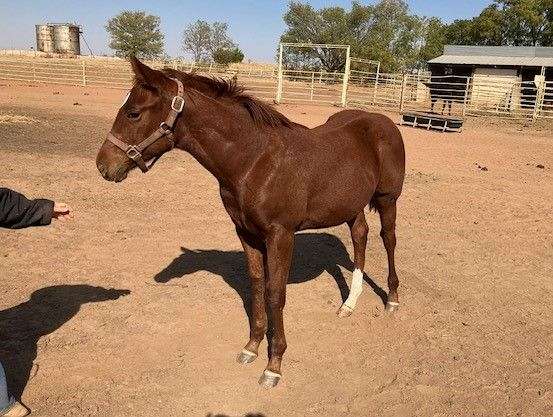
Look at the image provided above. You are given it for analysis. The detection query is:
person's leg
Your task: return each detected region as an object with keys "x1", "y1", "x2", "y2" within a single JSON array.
[
  {"x1": 0, "y1": 361, "x2": 14, "y2": 413},
  {"x1": 0, "y1": 362, "x2": 28, "y2": 417}
]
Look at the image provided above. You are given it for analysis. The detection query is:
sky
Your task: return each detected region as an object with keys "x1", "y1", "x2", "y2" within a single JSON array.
[{"x1": 0, "y1": 0, "x2": 493, "y2": 62}]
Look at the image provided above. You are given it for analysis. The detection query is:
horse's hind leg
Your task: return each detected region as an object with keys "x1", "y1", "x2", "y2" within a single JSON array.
[
  {"x1": 374, "y1": 195, "x2": 400, "y2": 312},
  {"x1": 337, "y1": 212, "x2": 368, "y2": 318}
]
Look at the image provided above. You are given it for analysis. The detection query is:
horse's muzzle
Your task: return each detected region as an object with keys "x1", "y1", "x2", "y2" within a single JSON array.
[
  {"x1": 96, "y1": 158, "x2": 131, "y2": 183},
  {"x1": 96, "y1": 141, "x2": 133, "y2": 182}
]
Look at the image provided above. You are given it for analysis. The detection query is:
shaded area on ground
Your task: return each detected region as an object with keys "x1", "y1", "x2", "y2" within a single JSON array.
[
  {"x1": 0, "y1": 285, "x2": 130, "y2": 398},
  {"x1": 154, "y1": 232, "x2": 388, "y2": 316}
]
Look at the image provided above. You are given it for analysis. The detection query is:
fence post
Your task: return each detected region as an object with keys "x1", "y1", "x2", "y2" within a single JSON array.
[
  {"x1": 341, "y1": 45, "x2": 351, "y2": 107},
  {"x1": 275, "y1": 43, "x2": 284, "y2": 103},
  {"x1": 310, "y1": 72, "x2": 315, "y2": 101},
  {"x1": 372, "y1": 68, "x2": 380, "y2": 105},
  {"x1": 399, "y1": 74, "x2": 407, "y2": 112},
  {"x1": 532, "y1": 74, "x2": 546, "y2": 122},
  {"x1": 32, "y1": 60, "x2": 36, "y2": 82},
  {"x1": 462, "y1": 76, "x2": 471, "y2": 117},
  {"x1": 81, "y1": 60, "x2": 86, "y2": 87}
]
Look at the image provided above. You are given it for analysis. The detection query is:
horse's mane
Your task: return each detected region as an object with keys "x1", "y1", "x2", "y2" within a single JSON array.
[{"x1": 162, "y1": 68, "x2": 296, "y2": 129}]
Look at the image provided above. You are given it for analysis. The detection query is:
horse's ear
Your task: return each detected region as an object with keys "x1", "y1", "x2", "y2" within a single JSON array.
[{"x1": 129, "y1": 55, "x2": 166, "y2": 88}]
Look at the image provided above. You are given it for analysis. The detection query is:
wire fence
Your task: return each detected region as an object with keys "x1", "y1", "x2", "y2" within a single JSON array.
[{"x1": 1, "y1": 56, "x2": 552, "y2": 120}]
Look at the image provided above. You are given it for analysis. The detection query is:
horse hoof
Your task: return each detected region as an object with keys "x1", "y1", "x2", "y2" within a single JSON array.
[
  {"x1": 258, "y1": 370, "x2": 281, "y2": 388},
  {"x1": 337, "y1": 304, "x2": 354, "y2": 318},
  {"x1": 386, "y1": 301, "x2": 400, "y2": 313},
  {"x1": 237, "y1": 349, "x2": 257, "y2": 364}
]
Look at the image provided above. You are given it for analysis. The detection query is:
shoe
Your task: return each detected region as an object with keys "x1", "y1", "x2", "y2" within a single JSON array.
[{"x1": 1, "y1": 402, "x2": 29, "y2": 417}]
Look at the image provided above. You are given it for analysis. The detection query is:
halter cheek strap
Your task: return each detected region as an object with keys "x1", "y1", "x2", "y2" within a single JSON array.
[{"x1": 106, "y1": 77, "x2": 185, "y2": 173}]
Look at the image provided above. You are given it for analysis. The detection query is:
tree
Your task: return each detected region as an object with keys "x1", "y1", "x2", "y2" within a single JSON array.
[
  {"x1": 444, "y1": 19, "x2": 477, "y2": 46},
  {"x1": 182, "y1": 20, "x2": 236, "y2": 62},
  {"x1": 208, "y1": 22, "x2": 235, "y2": 55},
  {"x1": 497, "y1": 0, "x2": 553, "y2": 46},
  {"x1": 182, "y1": 20, "x2": 211, "y2": 62},
  {"x1": 471, "y1": 5, "x2": 506, "y2": 45},
  {"x1": 279, "y1": 0, "x2": 552, "y2": 72},
  {"x1": 418, "y1": 18, "x2": 448, "y2": 63},
  {"x1": 443, "y1": 0, "x2": 552, "y2": 47},
  {"x1": 213, "y1": 47, "x2": 244, "y2": 66},
  {"x1": 280, "y1": 0, "x2": 424, "y2": 72},
  {"x1": 106, "y1": 11, "x2": 164, "y2": 59},
  {"x1": 368, "y1": 0, "x2": 424, "y2": 70}
]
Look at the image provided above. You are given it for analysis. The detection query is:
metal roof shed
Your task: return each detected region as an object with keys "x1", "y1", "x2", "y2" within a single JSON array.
[{"x1": 429, "y1": 45, "x2": 553, "y2": 69}]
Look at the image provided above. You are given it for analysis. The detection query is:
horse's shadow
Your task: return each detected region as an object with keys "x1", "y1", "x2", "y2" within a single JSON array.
[
  {"x1": 0, "y1": 285, "x2": 130, "y2": 399},
  {"x1": 154, "y1": 232, "x2": 387, "y2": 317}
]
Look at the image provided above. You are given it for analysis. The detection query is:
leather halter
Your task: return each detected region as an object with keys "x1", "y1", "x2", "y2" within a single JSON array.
[{"x1": 106, "y1": 77, "x2": 185, "y2": 173}]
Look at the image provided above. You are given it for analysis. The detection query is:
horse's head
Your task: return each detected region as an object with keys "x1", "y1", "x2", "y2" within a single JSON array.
[{"x1": 96, "y1": 56, "x2": 185, "y2": 182}]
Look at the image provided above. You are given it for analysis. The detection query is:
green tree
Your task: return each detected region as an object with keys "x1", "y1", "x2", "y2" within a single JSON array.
[
  {"x1": 497, "y1": 0, "x2": 553, "y2": 46},
  {"x1": 182, "y1": 20, "x2": 211, "y2": 62},
  {"x1": 280, "y1": 0, "x2": 424, "y2": 72},
  {"x1": 106, "y1": 11, "x2": 164, "y2": 59},
  {"x1": 443, "y1": 0, "x2": 552, "y2": 47},
  {"x1": 418, "y1": 18, "x2": 448, "y2": 62},
  {"x1": 368, "y1": 0, "x2": 424, "y2": 70},
  {"x1": 182, "y1": 20, "x2": 236, "y2": 62},
  {"x1": 471, "y1": 5, "x2": 506, "y2": 45},
  {"x1": 213, "y1": 47, "x2": 244, "y2": 66}
]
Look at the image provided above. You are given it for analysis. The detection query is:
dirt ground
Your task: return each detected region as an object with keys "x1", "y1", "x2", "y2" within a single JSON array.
[{"x1": 0, "y1": 82, "x2": 552, "y2": 417}]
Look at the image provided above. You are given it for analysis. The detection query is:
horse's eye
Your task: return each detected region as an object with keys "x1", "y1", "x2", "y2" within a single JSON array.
[{"x1": 127, "y1": 111, "x2": 140, "y2": 120}]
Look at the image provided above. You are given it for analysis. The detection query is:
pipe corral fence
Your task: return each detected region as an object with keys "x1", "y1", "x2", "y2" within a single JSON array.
[{"x1": 0, "y1": 53, "x2": 552, "y2": 121}]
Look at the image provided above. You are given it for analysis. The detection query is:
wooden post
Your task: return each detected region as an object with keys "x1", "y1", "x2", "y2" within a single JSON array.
[
  {"x1": 81, "y1": 60, "x2": 86, "y2": 86},
  {"x1": 310, "y1": 72, "x2": 315, "y2": 101},
  {"x1": 276, "y1": 43, "x2": 284, "y2": 103},
  {"x1": 32, "y1": 60, "x2": 36, "y2": 83}
]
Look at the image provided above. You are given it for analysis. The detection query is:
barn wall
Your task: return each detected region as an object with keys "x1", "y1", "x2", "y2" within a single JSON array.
[{"x1": 470, "y1": 67, "x2": 520, "y2": 112}]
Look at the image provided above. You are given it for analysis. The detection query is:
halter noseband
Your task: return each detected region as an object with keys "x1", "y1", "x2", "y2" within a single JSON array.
[{"x1": 106, "y1": 77, "x2": 185, "y2": 173}]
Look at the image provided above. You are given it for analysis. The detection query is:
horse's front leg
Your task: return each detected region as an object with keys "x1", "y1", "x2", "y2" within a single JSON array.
[
  {"x1": 236, "y1": 227, "x2": 267, "y2": 365},
  {"x1": 259, "y1": 226, "x2": 294, "y2": 388}
]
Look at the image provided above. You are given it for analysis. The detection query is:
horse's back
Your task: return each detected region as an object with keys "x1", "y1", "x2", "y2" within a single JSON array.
[{"x1": 318, "y1": 110, "x2": 404, "y2": 158}]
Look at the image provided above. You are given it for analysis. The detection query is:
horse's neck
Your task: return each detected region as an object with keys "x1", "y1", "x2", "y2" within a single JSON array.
[{"x1": 175, "y1": 95, "x2": 260, "y2": 186}]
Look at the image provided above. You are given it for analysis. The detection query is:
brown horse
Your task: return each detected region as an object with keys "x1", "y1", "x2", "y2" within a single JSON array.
[{"x1": 96, "y1": 57, "x2": 405, "y2": 388}]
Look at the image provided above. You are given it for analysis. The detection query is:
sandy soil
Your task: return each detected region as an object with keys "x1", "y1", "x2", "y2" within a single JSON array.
[{"x1": 0, "y1": 82, "x2": 552, "y2": 417}]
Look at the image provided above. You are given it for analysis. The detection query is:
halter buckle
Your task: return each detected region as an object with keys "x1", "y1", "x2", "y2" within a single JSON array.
[
  {"x1": 126, "y1": 146, "x2": 142, "y2": 161},
  {"x1": 159, "y1": 121, "x2": 171, "y2": 132},
  {"x1": 171, "y1": 96, "x2": 185, "y2": 112}
]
